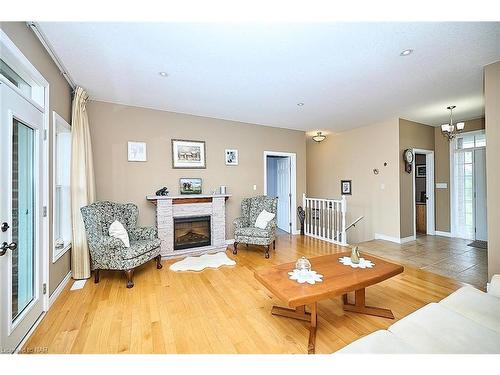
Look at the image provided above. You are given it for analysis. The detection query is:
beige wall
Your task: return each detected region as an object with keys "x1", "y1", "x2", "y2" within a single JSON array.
[
  {"x1": 86, "y1": 101, "x2": 307, "y2": 238},
  {"x1": 399, "y1": 119, "x2": 435, "y2": 238},
  {"x1": 306, "y1": 119, "x2": 400, "y2": 243},
  {"x1": 1, "y1": 22, "x2": 72, "y2": 294},
  {"x1": 485, "y1": 61, "x2": 500, "y2": 280},
  {"x1": 434, "y1": 118, "x2": 485, "y2": 233}
]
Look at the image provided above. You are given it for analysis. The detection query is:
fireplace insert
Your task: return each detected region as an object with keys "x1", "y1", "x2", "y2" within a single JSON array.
[{"x1": 173, "y1": 216, "x2": 211, "y2": 250}]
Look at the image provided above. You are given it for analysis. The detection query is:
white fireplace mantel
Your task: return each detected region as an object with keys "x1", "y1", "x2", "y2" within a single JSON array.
[{"x1": 146, "y1": 194, "x2": 231, "y2": 259}]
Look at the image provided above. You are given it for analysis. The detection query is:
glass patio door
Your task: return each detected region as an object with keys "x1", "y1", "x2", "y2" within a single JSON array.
[{"x1": 1, "y1": 82, "x2": 44, "y2": 353}]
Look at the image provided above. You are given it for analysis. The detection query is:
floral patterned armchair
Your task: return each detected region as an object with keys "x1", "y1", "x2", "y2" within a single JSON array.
[
  {"x1": 81, "y1": 201, "x2": 162, "y2": 288},
  {"x1": 233, "y1": 195, "x2": 278, "y2": 259}
]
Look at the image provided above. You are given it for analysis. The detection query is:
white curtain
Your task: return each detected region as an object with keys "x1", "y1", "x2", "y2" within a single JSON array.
[{"x1": 70, "y1": 87, "x2": 96, "y2": 279}]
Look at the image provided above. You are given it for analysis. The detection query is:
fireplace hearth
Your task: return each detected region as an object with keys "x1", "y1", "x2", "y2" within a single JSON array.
[{"x1": 174, "y1": 216, "x2": 211, "y2": 250}]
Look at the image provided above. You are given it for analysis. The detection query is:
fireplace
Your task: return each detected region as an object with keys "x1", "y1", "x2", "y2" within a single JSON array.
[{"x1": 173, "y1": 216, "x2": 211, "y2": 250}]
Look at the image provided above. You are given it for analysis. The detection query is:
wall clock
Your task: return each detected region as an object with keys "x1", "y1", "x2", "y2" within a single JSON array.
[{"x1": 403, "y1": 149, "x2": 414, "y2": 173}]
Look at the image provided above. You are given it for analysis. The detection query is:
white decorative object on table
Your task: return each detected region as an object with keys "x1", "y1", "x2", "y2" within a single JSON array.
[
  {"x1": 339, "y1": 256, "x2": 375, "y2": 269},
  {"x1": 288, "y1": 269, "x2": 324, "y2": 284}
]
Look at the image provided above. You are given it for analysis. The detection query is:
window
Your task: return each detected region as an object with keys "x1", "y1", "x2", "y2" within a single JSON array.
[
  {"x1": 53, "y1": 112, "x2": 72, "y2": 262},
  {"x1": 456, "y1": 132, "x2": 486, "y2": 150}
]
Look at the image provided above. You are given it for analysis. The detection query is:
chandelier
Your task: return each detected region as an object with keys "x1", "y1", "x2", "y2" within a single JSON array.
[
  {"x1": 441, "y1": 105, "x2": 465, "y2": 141},
  {"x1": 312, "y1": 132, "x2": 326, "y2": 142}
]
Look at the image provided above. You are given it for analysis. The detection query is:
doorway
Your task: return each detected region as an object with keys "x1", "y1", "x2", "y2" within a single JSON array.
[
  {"x1": 451, "y1": 131, "x2": 487, "y2": 241},
  {"x1": 263, "y1": 151, "x2": 297, "y2": 234},
  {"x1": 1, "y1": 30, "x2": 49, "y2": 353},
  {"x1": 412, "y1": 149, "x2": 435, "y2": 237},
  {"x1": 1, "y1": 82, "x2": 46, "y2": 352}
]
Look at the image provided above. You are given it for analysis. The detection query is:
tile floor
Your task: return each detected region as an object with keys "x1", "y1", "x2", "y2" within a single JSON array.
[{"x1": 359, "y1": 235, "x2": 488, "y2": 290}]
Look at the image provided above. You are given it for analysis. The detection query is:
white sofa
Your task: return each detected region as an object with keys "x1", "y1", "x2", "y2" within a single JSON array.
[{"x1": 337, "y1": 275, "x2": 500, "y2": 354}]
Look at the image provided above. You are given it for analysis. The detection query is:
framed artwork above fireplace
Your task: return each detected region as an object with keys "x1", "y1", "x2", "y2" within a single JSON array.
[{"x1": 172, "y1": 139, "x2": 206, "y2": 168}]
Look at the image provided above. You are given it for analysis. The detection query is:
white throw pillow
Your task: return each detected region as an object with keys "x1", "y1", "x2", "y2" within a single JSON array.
[
  {"x1": 109, "y1": 220, "x2": 130, "y2": 247},
  {"x1": 254, "y1": 210, "x2": 275, "y2": 229}
]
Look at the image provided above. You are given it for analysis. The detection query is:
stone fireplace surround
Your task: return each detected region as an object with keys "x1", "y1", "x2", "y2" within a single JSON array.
[{"x1": 146, "y1": 194, "x2": 231, "y2": 259}]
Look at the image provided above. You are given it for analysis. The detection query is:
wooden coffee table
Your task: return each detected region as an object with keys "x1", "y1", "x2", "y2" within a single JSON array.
[{"x1": 254, "y1": 251, "x2": 404, "y2": 354}]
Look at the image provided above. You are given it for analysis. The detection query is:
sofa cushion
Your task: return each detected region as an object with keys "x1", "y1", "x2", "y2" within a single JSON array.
[
  {"x1": 488, "y1": 275, "x2": 500, "y2": 298},
  {"x1": 123, "y1": 239, "x2": 161, "y2": 260},
  {"x1": 235, "y1": 226, "x2": 272, "y2": 238},
  {"x1": 336, "y1": 330, "x2": 419, "y2": 354},
  {"x1": 388, "y1": 303, "x2": 500, "y2": 353},
  {"x1": 439, "y1": 286, "x2": 500, "y2": 333}
]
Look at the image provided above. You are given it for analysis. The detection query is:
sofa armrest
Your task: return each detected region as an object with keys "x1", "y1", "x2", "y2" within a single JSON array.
[
  {"x1": 234, "y1": 217, "x2": 249, "y2": 230},
  {"x1": 488, "y1": 275, "x2": 500, "y2": 298},
  {"x1": 129, "y1": 226, "x2": 157, "y2": 241}
]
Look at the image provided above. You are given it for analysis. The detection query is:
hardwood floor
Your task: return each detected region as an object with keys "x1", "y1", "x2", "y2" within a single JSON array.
[{"x1": 23, "y1": 233, "x2": 463, "y2": 354}]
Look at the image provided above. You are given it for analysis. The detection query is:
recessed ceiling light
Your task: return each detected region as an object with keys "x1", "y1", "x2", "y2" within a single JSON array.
[
  {"x1": 159, "y1": 72, "x2": 168, "y2": 77},
  {"x1": 297, "y1": 102, "x2": 304, "y2": 106},
  {"x1": 400, "y1": 49, "x2": 413, "y2": 56}
]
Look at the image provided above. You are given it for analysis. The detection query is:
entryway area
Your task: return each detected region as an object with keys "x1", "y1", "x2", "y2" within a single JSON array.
[
  {"x1": 264, "y1": 151, "x2": 297, "y2": 234},
  {"x1": 451, "y1": 131, "x2": 488, "y2": 246}
]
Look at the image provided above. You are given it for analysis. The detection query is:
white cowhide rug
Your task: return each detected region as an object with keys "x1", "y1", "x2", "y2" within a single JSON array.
[{"x1": 169, "y1": 252, "x2": 236, "y2": 272}]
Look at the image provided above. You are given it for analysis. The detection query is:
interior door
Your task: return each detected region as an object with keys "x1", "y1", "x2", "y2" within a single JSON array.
[
  {"x1": 474, "y1": 148, "x2": 487, "y2": 241},
  {"x1": 1, "y1": 82, "x2": 45, "y2": 352},
  {"x1": 276, "y1": 157, "x2": 291, "y2": 233}
]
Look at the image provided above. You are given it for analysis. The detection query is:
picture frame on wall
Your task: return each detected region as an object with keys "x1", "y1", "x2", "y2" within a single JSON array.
[
  {"x1": 416, "y1": 165, "x2": 426, "y2": 177},
  {"x1": 172, "y1": 139, "x2": 206, "y2": 169},
  {"x1": 225, "y1": 149, "x2": 238, "y2": 165},
  {"x1": 341, "y1": 180, "x2": 352, "y2": 195},
  {"x1": 179, "y1": 178, "x2": 203, "y2": 195},
  {"x1": 127, "y1": 141, "x2": 147, "y2": 162}
]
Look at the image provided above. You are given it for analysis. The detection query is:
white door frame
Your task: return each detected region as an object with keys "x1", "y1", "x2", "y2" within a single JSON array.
[
  {"x1": 449, "y1": 129, "x2": 486, "y2": 239},
  {"x1": 0, "y1": 29, "x2": 50, "y2": 351},
  {"x1": 263, "y1": 151, "x2": 297, "y2": 235},
  {"x1": 412, "y1": 148, "x2": 435, "y2": 236}
]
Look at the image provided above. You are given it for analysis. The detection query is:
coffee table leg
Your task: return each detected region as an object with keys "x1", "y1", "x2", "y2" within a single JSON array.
[
  {"x1": 307, "y1": 302, "x2": 317, "y2": 354},
  {"x1": 270, "y1": 303, "x2": 318, "y2": 354},
  {"x1": 271, "y1": 305, "x2": 311, "y2": 321},
  {"x1": 343, "y1": 288, "x2": 394, "y2": 319}
]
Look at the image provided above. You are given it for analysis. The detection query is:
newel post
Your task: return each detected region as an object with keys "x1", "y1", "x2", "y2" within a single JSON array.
[{"x1": 341, "y1": 195, "x2": 347, "y2": 245}]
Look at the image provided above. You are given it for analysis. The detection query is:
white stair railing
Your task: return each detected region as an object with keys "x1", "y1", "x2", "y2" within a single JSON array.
[{"x1": 303, "y1": 194, "x2": 347, "y2": 245}]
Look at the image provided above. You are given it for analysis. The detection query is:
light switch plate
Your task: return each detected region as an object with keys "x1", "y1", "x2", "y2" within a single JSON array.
[
  {"x1": 253, "y1": 184, "x2": 257, "y2": 191},
  {"x1": 436, "y1": 183, "x2": 448, "y2": 189}
]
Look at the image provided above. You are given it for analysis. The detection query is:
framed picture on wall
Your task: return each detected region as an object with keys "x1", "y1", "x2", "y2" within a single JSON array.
[
  {"x1": 179, "y1": 178, "x2": 203, "y2": 195},
  {"x1": 416, "y1": 165, "x2": 426, "y2": 177},
  {"x1": 225, "y1": 149, "x2": 238, "y2": 165},
  {"x1": 127, "y1": 141, "x2": 147, "y2": 162},
  {"x1": 341, "y1": 180, "x2": 352, "y2": 195},
  {"x1": 172, "y1": 139, "x2": 206, "y2": 169}
]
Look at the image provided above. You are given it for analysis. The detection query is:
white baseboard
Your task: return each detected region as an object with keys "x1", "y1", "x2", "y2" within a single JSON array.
[
  {"x1": 374, "y1": 233, "x2": 416, "y2": 244},
  {"x1": 435, "y1": 231, "x2": 452, "y2": 237},
  {"x1": 49, "y1": 271, "x2": 71, "y2": 307},
  {"x1": 401, "y1": 235, "x2": 416, "y2": 244},
  {"x1": 292, "y1": 230, "x2": 301, "y2": 235},
  {"x1": 225, "y1": 239, "x2": 235, "y2": 245},
  {"x1": 374, "y1": 233, "x2": 401, "y2": 243}
]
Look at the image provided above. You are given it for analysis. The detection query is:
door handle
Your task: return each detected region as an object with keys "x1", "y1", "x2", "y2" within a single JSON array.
[
  {"x1": 0, "y1": 241, "x2": 17, "y2": 256},
  {"x1": 1, "y1": 222, "x2": 9, "y2": 232}
]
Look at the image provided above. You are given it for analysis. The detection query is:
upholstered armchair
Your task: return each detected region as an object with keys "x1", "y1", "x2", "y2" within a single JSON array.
[
  {"x1": 233, "y1": 195, "x2": 278, "y2": 258},
  {"x1": 81, "y1": 201, "x2": 162, "y2": 288}
]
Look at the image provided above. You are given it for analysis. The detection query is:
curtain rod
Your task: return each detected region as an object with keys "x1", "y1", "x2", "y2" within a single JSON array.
[{"x1": 26, "y1": 21, "x2": 76, "y2": 90}]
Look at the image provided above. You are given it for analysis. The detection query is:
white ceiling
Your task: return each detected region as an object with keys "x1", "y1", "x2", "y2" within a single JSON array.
[{"x1": 38, "y1": 22, "x2": 500, "y2": 132}]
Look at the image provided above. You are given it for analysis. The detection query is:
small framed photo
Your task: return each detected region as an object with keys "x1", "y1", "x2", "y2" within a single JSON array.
[
  {"x1": 128, "y1": 141, "x2": 147, "y2": 162},
  {"x1": 172, "y1": 139, "x2": 206, "y2": 169},
  {"x1": 416, "y1": 165, "x2": 426, "y2": 177},
  {"x1": 179, "y1": 178, "x2": 203, "y2": 195},
  {"x1": 225, "y1": 149, "x2": 238, "y2": 165},
  {"x1": 341, "y1": 180, "x2": 352, "y2": 195}
]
